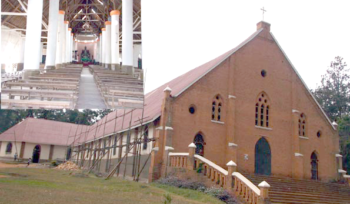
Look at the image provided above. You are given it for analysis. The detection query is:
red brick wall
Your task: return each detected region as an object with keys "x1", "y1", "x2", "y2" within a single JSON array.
[{"x1": 169, "y1": 29, "x2": 339, "y2": 181}]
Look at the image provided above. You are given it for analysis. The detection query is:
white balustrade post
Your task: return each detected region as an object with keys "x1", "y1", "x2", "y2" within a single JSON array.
[
  {"x1": 226, "y1": 160, "x2": 237, "y2": 191},
  {"x1": 258, "y1": 181, "x2": 271, "y2": 204},
  {"x1": 188, "y1": 143, "x2": 196, "y2": 170}
]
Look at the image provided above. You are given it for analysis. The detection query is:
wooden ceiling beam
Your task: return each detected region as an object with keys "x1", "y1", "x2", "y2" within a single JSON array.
[{"x1": 2, "y1": 0, "x2": 22, "y2": 26}]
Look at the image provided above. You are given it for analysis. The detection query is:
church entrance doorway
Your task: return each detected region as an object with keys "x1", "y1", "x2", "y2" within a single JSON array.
[
  {"x1": 255, "y1": 137, "x2": 271, "y2": 175},
  {"x1": 194, "y1": 134, "x2": 205, "y2": 156},
  {"x1": 32, "y1": 145, "x2": 41, "y2": 163},
  {"x1": 311, "y1": 152, "x2": 318, "y2": 180}
]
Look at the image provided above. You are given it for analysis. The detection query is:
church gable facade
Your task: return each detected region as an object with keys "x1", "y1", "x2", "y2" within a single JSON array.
[{"x1": 166, "y1": 22, "x2": 339, "y2": 181}]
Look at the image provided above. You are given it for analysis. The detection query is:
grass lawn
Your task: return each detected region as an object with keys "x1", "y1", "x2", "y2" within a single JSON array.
[{"x1": 0, "y1": 167, "x2": 223, "y2": 204}]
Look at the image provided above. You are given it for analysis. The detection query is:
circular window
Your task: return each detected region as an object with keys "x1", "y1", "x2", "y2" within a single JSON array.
[
  {"x1": 189, "y1": 106, "x2": 195, "y2": 114},
  {"x1": 261, "y1": 70, "x2": 267, "y2": 77},
  {"x1": 317, "y1": 131, "x2": 321, "y2": 138}
]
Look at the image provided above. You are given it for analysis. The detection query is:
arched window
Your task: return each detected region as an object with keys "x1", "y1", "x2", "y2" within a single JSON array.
[
  {"x1": 194, "y1": 133, "x2": 205, "y2": 156},
  {"x1": 255, "y1": 93, "x2": 270, "y2": 127},
  {"x1": 299, "y1": 113, "x2": 306, "y2": 136},
  {"x1": 6, "y1": 142, "x2": 12, "y2": 154},
  {"x1": 212, "y1": 95, "x2": 223, "y2": 121}
]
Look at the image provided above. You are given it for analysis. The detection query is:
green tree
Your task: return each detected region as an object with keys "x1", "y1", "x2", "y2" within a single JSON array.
[
  {"x1": 313, "y1": 56, "x2": 350, "y2": 174},
  {"x1": 313, "y1": 56, "x2": 349, "y2": 121}
]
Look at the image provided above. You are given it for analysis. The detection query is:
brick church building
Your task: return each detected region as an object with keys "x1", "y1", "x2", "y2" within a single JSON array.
[{"x1": 147, "y1": 21, "x2": 342, "y2": 182}]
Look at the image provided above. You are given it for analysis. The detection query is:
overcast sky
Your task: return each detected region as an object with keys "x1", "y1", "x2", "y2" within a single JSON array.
[{"x1": 142, "y1": 0, "x2": 350, "y2": 94}]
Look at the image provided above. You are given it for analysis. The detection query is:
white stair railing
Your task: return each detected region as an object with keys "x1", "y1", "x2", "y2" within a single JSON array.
[{"x1": 168, "y1": 143, "x2": 271, "y2": 204}]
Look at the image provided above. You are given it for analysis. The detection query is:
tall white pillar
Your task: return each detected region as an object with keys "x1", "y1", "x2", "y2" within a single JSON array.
[
  {"x1": 74, "y1": 40, "x2": 78, "y2": 61},
  {"x1": 122, "y1": 0, "x2": 134, "y2": 75},
  {"x1": 99, "y1": 33, "x2": 102, "y2": 64},
  {"x1": 93, "y1": 40, "x2": 98, "y2": 63},
  {"x1": 110, "y1": 10, "x2": 120, "y2": 71},
  {"x1": 39, "y1": 42, "x2": 43, "y2": 64},
  {"x1": 102, "y1": 28, "x2": 106, "y2": 67},
  {"x1": 45, "y1": 0, "x2": 59, "y2": 69},
  {"x1": 17, "y1": 38, "x2": 26, "y2": 71},
  {"x1": 67, "y1": 28, "x2": 71, "y2": 64},
  {"x1": 55, "y1": 10, "x2": 65, "y2": 68},
  {"x1": 23, "y1": 0, "x2": 44, "y2": 78},
  {"x1": 70, "y1": 33, "x2": 73, "y2": 62},
  {"x1": 62, "y1": 21, "x2": 68, "y2": 64},
  {"x1": 105, "y1": 21, "x2": 111, "y2": 69}
]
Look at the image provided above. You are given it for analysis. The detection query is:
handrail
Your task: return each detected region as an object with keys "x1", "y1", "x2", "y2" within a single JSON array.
[
  {"x1": 168, "y1": 151, "x2": 269, "y2": 204},
  {"x1": 233, "y1": 172, "x2": 260, "y2": 195},
  {"x1": 169, "y1": 152, "x2": 189, "y2": 156},
  {"x1": 194, "y1": 154, "x2": 228, "y2": 175}
]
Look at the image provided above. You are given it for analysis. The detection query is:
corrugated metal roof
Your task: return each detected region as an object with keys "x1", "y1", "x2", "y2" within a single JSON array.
[{"x1": 0, "y1": 118, "x2": 85, "y2": 146}]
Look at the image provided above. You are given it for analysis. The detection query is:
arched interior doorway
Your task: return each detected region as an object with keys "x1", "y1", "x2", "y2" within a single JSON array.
[
  {"x1": 66, "y1": 147, "x2": 72, "y2": 160},
  {"x1": 194, "y1": 134, "x2": 205, "y2": 156},
  {"x1": 32, "y1": 145, "x2": 41, "y2": 163},
  {"x1": 255, "y1": 137, "x2": 271, "y2": 175},
  {"x1": 311, "y1": 152, "x2": 318, "y2": 180}
]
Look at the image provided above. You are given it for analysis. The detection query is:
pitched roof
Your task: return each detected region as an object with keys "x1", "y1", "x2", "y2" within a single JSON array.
[
  {"x1": 72, "y1": 28, "x2": 264, "y2": 144},
  {"x1": 0, "y1": 118, "x2": 84, "y2": 146}
]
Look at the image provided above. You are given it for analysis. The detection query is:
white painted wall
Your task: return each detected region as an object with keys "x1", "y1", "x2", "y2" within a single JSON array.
[
  {"x1": 23, "y1": 143, "x2": 50, "y2": 160},
  {"x1": 52, "y1": 145, "x2": 67, "y2": 160},
  {"x1": 0, "y1": 142, "x2": 22, "y2": 158},
  {"x1": 133, "y1": 44, "x2": 142, "y2": 68},
  {"x1": 1, "y1": 26, "x2": 24, "y2": 71}
]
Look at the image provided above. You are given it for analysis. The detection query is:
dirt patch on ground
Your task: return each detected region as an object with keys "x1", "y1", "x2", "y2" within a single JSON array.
[
  {"x1": 0, "y1": 161, "x2": 25, "y2": 168},
  {"x1": 0, "y1": 175, "x2": 9, "y2": 178}
]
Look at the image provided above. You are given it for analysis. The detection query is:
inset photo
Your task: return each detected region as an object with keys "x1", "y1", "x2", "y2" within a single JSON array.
[{"x1": 1, "y1": 0, "x2": 142, "y2": 110}]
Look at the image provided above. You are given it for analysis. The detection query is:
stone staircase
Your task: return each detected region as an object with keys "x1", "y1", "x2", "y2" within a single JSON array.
[{"x1": 241, "y1": 172, "x2": 350, "y2": 204}]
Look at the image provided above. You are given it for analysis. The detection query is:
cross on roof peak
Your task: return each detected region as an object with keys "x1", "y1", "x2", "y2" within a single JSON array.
[{"x1": 261, "y1": 7, "x2": 267, "y2": 21}]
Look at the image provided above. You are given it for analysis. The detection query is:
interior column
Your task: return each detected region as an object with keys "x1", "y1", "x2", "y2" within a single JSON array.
[
  {"x1": 67, "y1": 28, "x2": 72, "y2": 64},
  {"x1": 70, "y1": 33, "x2": 73, "y2": 62},
  {"x1": 110, "y1": 10, "x2": 120, "y2": 71},
  {"x1": 105, "y1": 21, "x2": 112, "y2": 69},
  {"x1": 45, "y1": 0, "x2": 59, "y2": 70},
  {"x1": 62, "y1": 21, "x2": 68, "y2": 65},
  {"x1": 23, "y1": 0, "x2": 44, "y2": 79},
  {"x1": 101, "y1": 28, "x2": 106, "y2": 67},
  {"x1": 122, "y1": 0, "x2": 134, "y2": 75},
  {"x1": 55, "y1": 10, "x2": 65, "y2": 68},
  {"x1": 17, "y1": 38, "x2": 26, "y2": 71},
  {"x1": 99, "y1": 33, "x2": 102, "y2": 65},
  {"x1": 39, "y1": 42, "x2": 43, "y2": 65}
]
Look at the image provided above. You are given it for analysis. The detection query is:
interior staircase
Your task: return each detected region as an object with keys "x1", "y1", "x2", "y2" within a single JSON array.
[{"x1": 241, "y1": 172, "x2": 350, "y2": 204}]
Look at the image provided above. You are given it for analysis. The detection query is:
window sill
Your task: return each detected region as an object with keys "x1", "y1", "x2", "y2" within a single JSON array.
[
  {"x1": 299, "y1": 136, "x2": 309, "y2": 140},
  {"x1": 211, "y1": 120, "x2": 224, "y2": 125},
  {"x1": 255, "y1": 126, "x2": 272, "y2": 131}
]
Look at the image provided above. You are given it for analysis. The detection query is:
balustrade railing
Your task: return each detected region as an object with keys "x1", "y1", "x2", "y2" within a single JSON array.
[{"x1": 168, "y1": 143, "x2": 270, "y2": 204}]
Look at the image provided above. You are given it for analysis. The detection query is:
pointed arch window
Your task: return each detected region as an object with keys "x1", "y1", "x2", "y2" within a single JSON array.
[
  {"x1": 255, "y1": 93, "x2": 270, "y2": 127},
  {"x1": 299, "y1": 113, "x2": 306, "y2": 136},
  {"x1": 212, "y1": 95, "x2": 223, "y2": 121}
]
